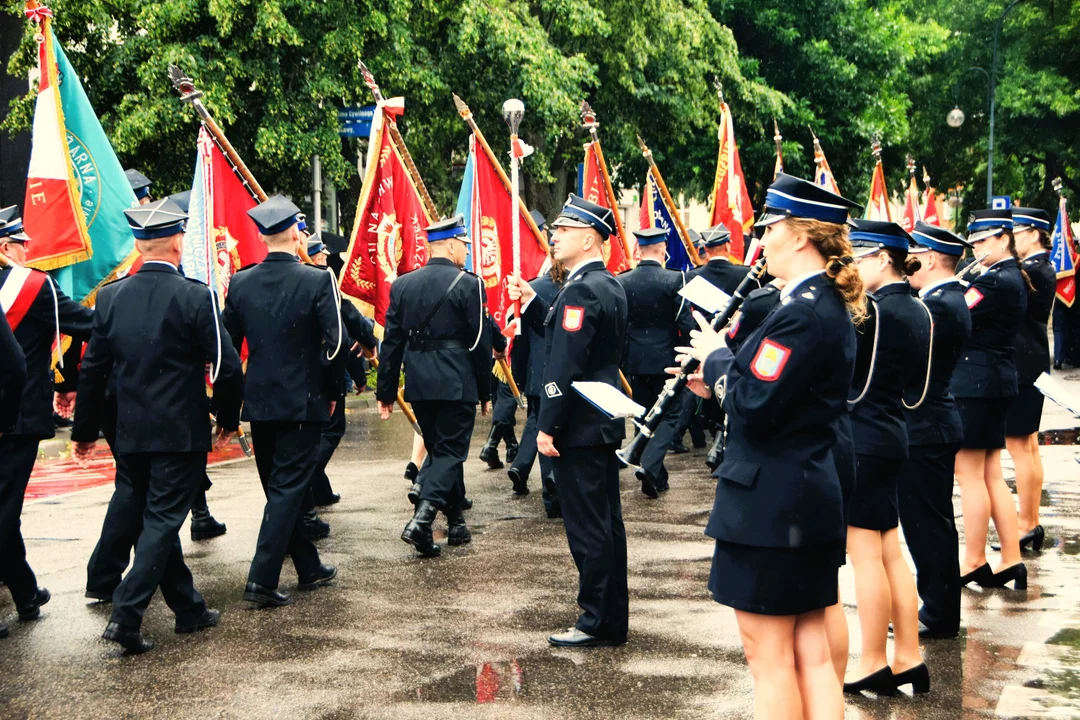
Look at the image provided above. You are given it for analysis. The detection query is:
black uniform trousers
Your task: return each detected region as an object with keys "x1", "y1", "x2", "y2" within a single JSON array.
[
  {"x1": 413, "y1": 401, "x2": 475, "y2": 510},
  {"x1": 551, "y1": 445, "x2": 628, "y2": 642},
  {"x1": 492, "y1": 380, "x2": 518, "y2": 428},
  {"x1": 510, "y1": 395, "x2": 557, "y2": 512},
  {"x1": 0, "y1": 435, "x2": 42, "y2": 605},
  {"x1": 108, "y1": 452, "x2": 207, "y2": 629},
  {"x1": 310, "y1": 392, "x2": 347, "y2": 504},
  {"x1": 674, "y1": 388, "x2": 706, "y2": 448},
  {"x1": 247, "y1": 421, "x2": 323, "y2": 588},
  {"x1": 631, "y1": 374, "x2": 679, "y2": 489},
  {"x1": 896, "y1": 442, "x2": 962, "y2": 635}
]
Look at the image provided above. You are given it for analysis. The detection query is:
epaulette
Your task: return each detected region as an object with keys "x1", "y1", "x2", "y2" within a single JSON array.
[
  {"x1": 235, "y1": 263, "x2": 257, "y2": 274},
  {"x1": 102, "y1": 273, "x2": 133, "y2": 287},
  {"x1": 185, "y1": 276, "x2": 209, "y2": 287}
]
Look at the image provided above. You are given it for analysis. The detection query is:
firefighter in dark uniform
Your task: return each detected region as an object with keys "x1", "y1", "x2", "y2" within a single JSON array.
[
  {"x1": 508, "y1": 194, "x2": 629, "y2": 648},
  {"x1": 688, "y1": 224, "x2": 756, "y2": 300},
  {"x1": 953, "y1": 209, "x2": 1029, "y2": 590},
  {"x1": 0, "y1": 311, "x2": 25, "y2": 439},
  {"x1": 1005, "y1": 207, "x2": 1056, "y2": 552},
  {"x1": 223, "y1": 196, "x2": 342, "y2": 608},
  {"x1": 617, "y1": 227, "x2": 692, "y2": 497},
  {"x1": 71, "y1": 198, "x2": 243, "y2": 653},
  {"x1": 0, "y1": 207, "x2": 93, "y2": 633},
  {"x1": 682, "y1": 174, "x2": 862, "y2": 714},
  {"x1": 896, "y1": 222, "x2": 973, "y2": 640},
  {"x1": 378, "y1": 215, "x2": 492, "y2": 558},
  {"x1": 479, "y1": 323, "x2": 519, "y2": 470}
]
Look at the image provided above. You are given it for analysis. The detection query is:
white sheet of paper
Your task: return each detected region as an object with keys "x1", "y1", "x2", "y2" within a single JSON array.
[
  {"x1": 1034, "y1": 372, "x2": 1080, "y2": 418},
  {"x1": 572, "y1": 381, "x2": 646, "y2": 419},
  {"x1": 678, "y1": 275, "x2": 732, "y2": 315}
]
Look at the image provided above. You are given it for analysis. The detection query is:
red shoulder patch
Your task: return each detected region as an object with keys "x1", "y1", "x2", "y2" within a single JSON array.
[
  {"x1": 727, "y1": 316, "x2": 741, "y2": 339},
  {"x1": 562, "y1": 305, "x2": 584, "y2": 332},
  {"x1": 964, "y1": 288, "x2": 984, "y2": 309},
  {"x1": 750, "y1": 338, "x2": 792, "y2": 382}
]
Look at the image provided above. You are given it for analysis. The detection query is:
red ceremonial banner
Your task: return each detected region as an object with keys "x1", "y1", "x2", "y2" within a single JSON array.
[
  {"x1": 866, "y1": 161, "x2": 893, "y2": 222},
  {"x1": 922, "y1": 188, "x2": 941, "y2": 227},
  {"x1": 709, "y1": 103, "x2": 754, "y2": 262},
  {"x1": 900, "y1": 177, "x2": 920, "y2": 233},
  {"x1": 340, "y1": 118, "x2": 430, "y2": 332},
  {"x1": 581, "y1": 143, "x2": 631, "y2": 274}
]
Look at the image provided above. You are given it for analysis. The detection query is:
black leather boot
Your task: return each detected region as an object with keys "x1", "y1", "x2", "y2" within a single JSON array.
[
  {"x1": 401, "y1": 501, "x2": 441, "y2": 557},
  {"x1": 404, "y1": 462, "x2": 420, "y2": 483},
  {"x1": 478, "y1": 425, "x2": 504, "y2": 469},
  {"x1": 301, "y1": 510, "x2": 330, "y2": 541},
  {"x1": 504, "y1": 429, "x2": 519, "y2": 464},
  {"x1": 446, "y1": 506, "x2": 472, "y2": 547},
  {"x1": 190, "y1": 506, "x2": 227, "y2": 541}
]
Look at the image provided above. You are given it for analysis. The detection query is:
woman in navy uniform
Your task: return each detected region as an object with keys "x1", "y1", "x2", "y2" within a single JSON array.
[
  {"x1": 683, "y1": 174, "x2": 863, "y2": 717},
  {"x1": 1005, "y1": 207, "x2": 1056, "y2": 552},
  {"x1": 843, "y1": 220, "x2": 932, "y2": 695},
  {"x1": 952, "y1": 209, "x2": 1029, "y2": 589}
]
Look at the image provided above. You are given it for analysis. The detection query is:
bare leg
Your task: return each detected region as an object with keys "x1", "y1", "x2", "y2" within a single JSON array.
[
  {"x1": 1006, "y1": 435, "x2": 1039, "y2": 533},
  {"x1": 410, "y1": 433, "x2": 427, "y2": 467},
  {"x1": 794, "y1": 609, "x2": 845, "y2": 720},
  {"x1": 955, "y1": 449, "x2": 990, "y2": 574},
  {"x1": 846, "y1": 526, "x2": 890, "y2": 678},
  {"x1": 985, "y1": 448, "x2": 1022, "y2": 570},
  {"x1": 823, "y1": 598, "x2": 848, "y2": 684},
  {"x1": 735, "y1": 610, "x2": 804, "y2": 720},
  {"x1": 881, "y1": 528, "x2": 922, "y2": 672},
  {"x1": 1030, "y1": 434, "x2": 1045, "y2": 529}
]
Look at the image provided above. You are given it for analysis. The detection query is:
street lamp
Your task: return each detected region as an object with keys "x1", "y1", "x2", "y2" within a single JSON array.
[{"x1": 947, "y1": 107, "x2": 965, "y2": 128}]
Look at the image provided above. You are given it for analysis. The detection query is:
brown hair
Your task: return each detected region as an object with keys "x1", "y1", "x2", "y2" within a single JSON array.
[
  {"x1": 936, "y1": 252, "x2": 960, "y2": 273},
  {"x1": 787, "y1": 217, "x2": 868, "y2": 324},
  {"x1": 881, "y1": 246, "x2": 922, "y2": 277},
  {"x1": 1036, "y1": 228, "x2": 1052, "y2": 251},
  {"x1": 1004, "y1": 229, "x2": 1035, "y2": 292}
]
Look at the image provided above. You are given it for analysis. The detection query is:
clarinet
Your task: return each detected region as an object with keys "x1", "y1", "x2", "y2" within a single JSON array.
[{"x1": 617, "y1": 257, "x2": 768, "y2": 468}]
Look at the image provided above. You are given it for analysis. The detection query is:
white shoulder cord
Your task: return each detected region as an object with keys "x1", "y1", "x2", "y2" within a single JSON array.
[
  {"x1": 207, "y1": 285, "x2": 222, "y2": 384},
  {"x1": 324, "y1": 268, "x2": 343, "y2": 361},
  {"x1": 848, "y1": 297, "x2": 879, "y2": 406},
  {"x1": 469, "y1": 275, "x2": 483, "y2": 352},
  {"x1": 45, "y1": 275, "x2": 63, "y2": 370},
  {"x1": 902, "y1": 297, "x2": 934, "y2": 410},
  {"x1": 676, "y1": 270, "x2": 687, "y2": 319}
]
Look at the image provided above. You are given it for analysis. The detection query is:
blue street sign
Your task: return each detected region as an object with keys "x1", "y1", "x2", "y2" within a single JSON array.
[
  {"x1": 338, "y1": 105, "x2": 376, "y2": 138},
  {"x1": 992, "y1": 195, "x2": 1012, "y2": 210}
]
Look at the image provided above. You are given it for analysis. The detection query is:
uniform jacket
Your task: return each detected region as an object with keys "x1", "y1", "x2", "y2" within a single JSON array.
[
  {"x1": 0, "y1": 310, "x2": 26, "y2": 434},
  {"x1": 71, "y1": 263, "x2": 243, "y2": 453},
  {"x1": 702, "y1": 271, "x2": 856, "y2": 548},
  {"x1": 1, "y1": 266, "x2": 92, "y2": 438},
  {"x1": 950, "y1": 258, "x2": 1026, "y2": 399},
  {"x1": 903, "y1": 279, "x2": 971, "y2": 446},
  {"x1": 727, "y1": 284, "x2": 781, "y2": 355},
  {"x1": 689, "y1": 257, "x2": 756, "y2": 297},
  {"x1": 1014, "y1": 252, "x2": 1055, "y2": 385},
  {"x1": 511, "y1": 272, "x2": 560, "y2": 398},
  {"x1": 849, "y1": 281, "x2": 932, "y2": 458},
  {"x1": 377, "y1": 257, "x2": 492, "y2": 405},
  {"x1": 522, "y1": 259, "x2": 627, "y2": 448},
  {"x1": 615, "y1": 259, "x2": 692, "y2": 375},
  {"x1": 223, "y1": 252, "x2": 343, "y2": 422}
]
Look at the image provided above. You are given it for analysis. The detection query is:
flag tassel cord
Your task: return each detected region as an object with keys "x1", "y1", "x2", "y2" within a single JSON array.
[{"x1": 636, "y1": 135, "x2": 703, "y2": 267}]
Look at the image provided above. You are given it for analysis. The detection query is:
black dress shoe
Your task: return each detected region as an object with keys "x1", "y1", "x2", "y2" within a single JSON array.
[
  {"x1": 175, "y1": 608, "x2": 221, "y2": 634},
  {"x1": 461, "y1": 496, "x2": 473, "y2": 510},
  {"x1": 892, "y1": 663, "x2": 931, "y2": 694},
  {"x1": 507, "y1": 467, "x2": 530, "y2": 496},
  {"x1": 404, "y1": 462, "x2": 419, "y2": 483},
  {"x1": 667, "y1": 442, "x2": 689, "y2": 455},
  {"x1": 546, "y1": 503, "x2": 563, "y2": 519},
  {"x1": 407, "y1": 482, "x2": 422, "y2": 505},
  {"x1": 1019, "y1": 525, "x2": 1045, "y2": 552},
  {"x1": 190, "y1": 508, "x2": 227, "y2": 541},
  {"x1": 636, "y1": 469, "x2": 659, "y2": 499},
  {"x1": 243, "y1": 582, "x2": 295, "y2": 607},
  {"x1": 300, "y1": 511, "x2": 330, "y2": 541},
  {"x1": 478, "y1": 426, "x2": 504, "y2": 469},
  {"x1": 547, "y1": 627, "x2": 621, "y2": 647},
  {"x1": 85, "y1": 589, "x2": 114, "y2": 603},
  {"x1": 102, "y1": 623, "x2": 155, "y2": 654},
  {"x1": 960, "y1": 563, "x2": 993, "y2": 587},
  {"x1": 313, "y1": 492, "x2": 341, "y2": 507},
  {"x1": 980, "y1": 562, "x2": 1027, "y2": 590},
  {"x1": 1054, "y1": 362, "x2": 1063, "y2": 370},
  {"x1": 447, "y1": 506, "x2": 472, "y2": 547},
  {"x1": 844, "y1": 666, "x2": 897, "y2": 696},
  {"x1": 298, "y1": 564, "x2": 338, "y2": 591},
  {"x1": 17, "y1": 588, "x2": 50, "y2": 621},
  {"x1": 401, "y1": 500, "x2": 441, "y2": 557},
  {"x1": 505, "y1": 440, "x2": 520, "y2": 464},
  {"x1": 0, "y1": 621, "x2": 8, "y2": 639}
]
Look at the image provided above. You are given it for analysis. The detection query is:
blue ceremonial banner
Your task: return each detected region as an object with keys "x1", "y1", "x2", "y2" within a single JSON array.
[
  {"x1": 454, "y1": 138, "x2": 477, "y2": 272},
  {"x1": 642, "y1": 175, "x2": 693, "y2": 271},
  {"x1": 1051, "y1": 196, "x2": 1076, "y2": 306}
]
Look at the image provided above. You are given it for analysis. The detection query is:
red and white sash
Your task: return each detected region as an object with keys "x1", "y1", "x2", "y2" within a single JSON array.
[{"x1": 1, "y1": 266, "x2": 47, "y2": 331}]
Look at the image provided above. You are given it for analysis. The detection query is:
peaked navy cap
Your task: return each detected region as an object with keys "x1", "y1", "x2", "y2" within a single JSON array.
[
  {"x1": 530, "y1": 209, "x2": 548, "y2": 231},
  {"x1": 167, "y1": 190, "x2": 192, "y2": 215},
  {"x1": 426, "y1": 214, "x2": 470, "y2": 244},
  {"x1": 633, "y1": 227, "x2": 668, "y2": 247},
  {"x1": 701, "y1": 224, "x2": 732, "y2": 247},
  {"x1": 124, "y1": 197, "x2": 187, "y2": 240},
  {"x1": 248, "y1": 195, "x2": 303, "y2": 235},
  {"x1": 849, "y1": 219, "x2": 913, "y2": 256},
  {"x1": 125, "y1": 168, "x2": 152, "y2": 200},
  {"x1": 552, "y1": 194, "x2": 613, "y2": 240},
  {"x1": 910, "y1": 221, "x2": 971, "y2": 256},
  {"x1": 756, "y1": 173, "x2": 862, "y2": 228},
  {"x1": 968, "y1": 208, "x2": 1012, "y2": 242},
  {"x1": 0, "y1": 205, "x2": 28, "y2": 240},
  {"x1": 1012, "y1": 207, "x2": 1052, "y2": 232}
]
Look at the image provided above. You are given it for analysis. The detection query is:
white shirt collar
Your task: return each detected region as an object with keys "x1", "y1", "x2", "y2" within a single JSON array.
[
  {"x1": 567, "y1": 257, "x2": 605, "y2": 280},
  {"x1": 142, "y1": 260, "x2": 178, "y2": 270},
  {"x1": 918, "y1": 276, "x2": 956, "y2": 297},
  {"x1": 780, "y1": 269, "x2": 825, "y2": 300}
]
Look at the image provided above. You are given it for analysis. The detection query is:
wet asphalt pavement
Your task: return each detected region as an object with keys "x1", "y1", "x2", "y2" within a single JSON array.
[{"x1": 4, "y1": 380, "x2": 1080, "y2": 719}]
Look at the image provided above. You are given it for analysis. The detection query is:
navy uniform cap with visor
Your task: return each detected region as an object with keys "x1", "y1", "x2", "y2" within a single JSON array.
[
  {"x1": 1012, "y1": 207, "x2": 1052, "y2": 232},
  {"x1": 701, "y1": 224, "x2": 732, "y2": 248},
  {"x1": 125, "y1": 168, "x2": 152, "y2": 200},
  {"x1": 167, "y1": 190, "x2": 192, "y2": 215},
  {"x1": 426, "y1": 214, "x2": 471, "y2": 244},
  {"x1": 124, "y1": 197, "x2": 187, "y2": 240},
  {"x1": 551, "y1": 194, "x2": 614, "y2": 241},
  {"x1": 306, "y1": 235, "x2": 328, "y2": 257},
  {"x1": 0, "y1": 205, "x2": 29, "y2": 242},
  {"x1": 247, "y1": 195, "x2": 304, "y2": 235},
  {"x1": 633, "y1": 227, "x2": 668, "y2": 247},
  {"x1": 910, "y1": 221, "x2": 971, "y2": 256},
  {"x1": 755, "y1": 173, "x2": 862, "y2": 228},
  {"x1": 849, "y1": 219, "x2": 913, "y2": 258},
  {"x1": 530, "y1": 209, "x2": 548, "y2": 232},
  {"x1": 967, "y1": 208, "x2": 1013, "y2": 243}
]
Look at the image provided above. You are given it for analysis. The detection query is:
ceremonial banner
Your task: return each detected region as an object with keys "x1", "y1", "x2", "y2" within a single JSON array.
[
  {"x1": 582, "y1": 143, "x2": 632, "y2": 274},
  {"x1": 454, "y1": 139, "x2": 478, "y2": 273},
  {"x1": 900, "y1": 175, "x2": 921, "y2": 232},
  {"x1": 708, "y1": 102, "x2": 754, "y2": 262},
  {"x1": 182, "y1": 126, "x2": 266, "y2": 300},
  {"x1": 1051, "y1": 194, "x2": 1076, "y2": 307},
  {"x1": 340, "y1": 105, "x2": 431, "y2": 333},
  {"x1": 639, "y1": 174, "x2": 694, "y2": 271},
  {"x1": 865, "y1": 159, "x2": 893, "y2": 222},
  {"x1": 922, "y1": 186, "x2": 941, "y2": 227},
  {"x1": 458, "y1": 136, "x2": 548, "y2": 327},
  {"x1": 812, "y1": 135, "x2": 841, "y2": 195},
  {"x1": 24, "y1": 5, "x2": 138, "y2": 302}
]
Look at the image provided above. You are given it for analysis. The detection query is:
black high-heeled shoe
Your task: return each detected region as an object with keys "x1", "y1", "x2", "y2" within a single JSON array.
[
  {"x1": 960, "y1": 563, "x2": 993, "y2": 587},
  {"x1": 844, "y1": 666, "x2": 898, "y2": 696},
  {"x1": 1019, "y1": 525, "x2": 1045, "y2": 552},
  {"x1": 891, "y1": 663, "x2": 931, "y2": 694},
  {"x1": 980, "y1": 562, "x2": 1027, "y2": 590}
]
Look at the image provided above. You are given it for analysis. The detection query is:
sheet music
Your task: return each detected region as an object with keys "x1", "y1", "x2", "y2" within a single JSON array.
[
  {"x1": 572, "y1": 381, "x2": 646, "y2": 419},
  {"x1": 678, "y1": 275, "x2": 732, "y2": 315},
  {"x1": 1034, "y1": 372, "x2": 1080, "y2": 418}
]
